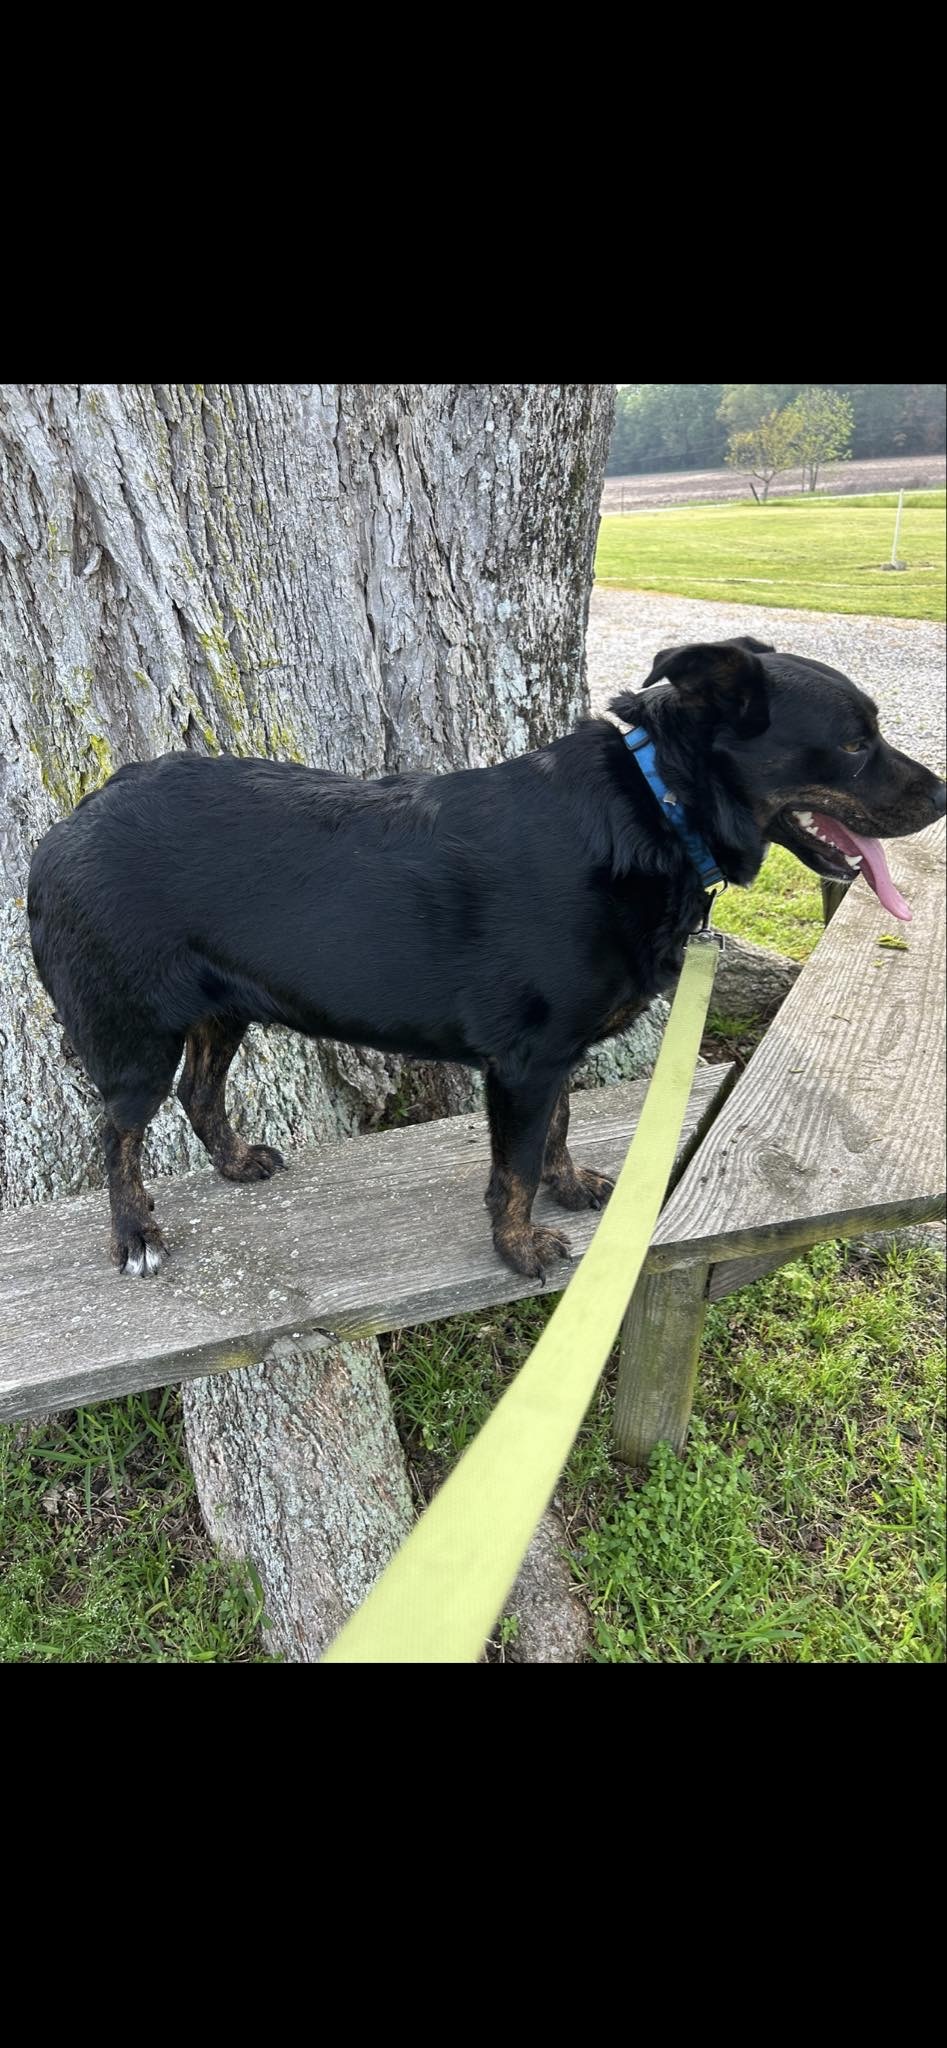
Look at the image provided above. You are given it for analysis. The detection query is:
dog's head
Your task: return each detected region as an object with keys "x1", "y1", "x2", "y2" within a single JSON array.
[{"x1": 612, "y1": 638, "x2": 946, "y2": 918}]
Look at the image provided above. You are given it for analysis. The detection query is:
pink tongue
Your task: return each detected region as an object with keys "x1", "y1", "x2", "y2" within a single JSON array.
[{"x1": 811, "y1": 812, "x2": 912, "y2": 922}]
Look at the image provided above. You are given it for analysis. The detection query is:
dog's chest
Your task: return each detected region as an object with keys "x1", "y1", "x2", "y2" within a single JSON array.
[{"x1": 596, "y1": 997, "x2": 650, "y2": 1043}]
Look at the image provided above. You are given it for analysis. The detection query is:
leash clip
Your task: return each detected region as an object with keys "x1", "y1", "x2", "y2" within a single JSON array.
[{"x1": 699, "y1": 883, "x2": 727, "y2": 937}]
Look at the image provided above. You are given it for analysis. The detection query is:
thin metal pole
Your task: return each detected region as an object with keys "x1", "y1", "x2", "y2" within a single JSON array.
[{"x1": 891, "y1": 488, "x2": 904, "y2": 566}]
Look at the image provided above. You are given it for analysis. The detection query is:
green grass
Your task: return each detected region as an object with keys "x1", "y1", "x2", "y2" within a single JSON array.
[
  {"x1": 713, "y1": 843, "x2": 824, "y2": 961},
  {"x1": 0, "y1": 1390, "x2": 272, "y2": 1662},
  {"x1": 595, "y1": 491, "x2": 946, "y2": 620},
  {"x1": 3, "y1": 1222, "x2": 941, "y2": 1669},
  {"x1": 585, "y1": 1239, "x2": 946, "y2": 1662},
  {"x1": 385, "y1": 1237, "x2": 946, "y2": 1663}
]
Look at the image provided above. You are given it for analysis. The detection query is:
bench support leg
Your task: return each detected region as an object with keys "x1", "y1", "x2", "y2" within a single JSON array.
[
  {"x1": 612, "y1": 1260, "x2": 711, "y2": 1464},
  {"x1": 820, "y1": 878, "x2": 851, "y2": 926}
]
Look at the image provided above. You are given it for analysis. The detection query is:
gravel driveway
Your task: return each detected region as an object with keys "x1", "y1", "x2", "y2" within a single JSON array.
[{"x1": 587, "y1": 589, "x2": 946, "y2": 771}]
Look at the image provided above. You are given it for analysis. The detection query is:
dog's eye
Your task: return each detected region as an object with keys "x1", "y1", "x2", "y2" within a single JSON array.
[{"x1": 840, "y1": 741, "x2": 868, "y2": 755}]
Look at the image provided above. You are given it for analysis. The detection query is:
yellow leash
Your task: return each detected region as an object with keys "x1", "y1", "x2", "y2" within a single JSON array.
[{"x1": 323, "y1": 933, "x2": 719, "y2": 1664}]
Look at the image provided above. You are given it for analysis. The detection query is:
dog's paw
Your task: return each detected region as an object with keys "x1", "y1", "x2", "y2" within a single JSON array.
[
  {"x1": 217, "y1": 1143, "x2": 286, "y2": 1184},
  {"x1": 494, "y1": 1222, "x2": 571, "y2": 1281},
  {"x1": 113, "y1": 1224, "x2": 169, "y2": 1277},
  {"x1": 544, "y1": 1165, "x2": 615, "y2": 1212}
]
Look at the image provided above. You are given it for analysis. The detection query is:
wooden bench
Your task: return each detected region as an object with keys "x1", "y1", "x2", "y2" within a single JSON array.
[
  {"x1": 0, "y1": 1066, "x2": 729, "y2": 1424},
  {"x1": 614, "y1": 816, "x2": 946, "y2": 1461},
  {"x1": 2, "y1": 821, "x2": 942, "y2": 1457}
]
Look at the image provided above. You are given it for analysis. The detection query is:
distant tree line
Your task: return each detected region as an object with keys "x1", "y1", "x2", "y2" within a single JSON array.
[{"x1": 606, "y1": 384, "x2": 946, "y2": 475}]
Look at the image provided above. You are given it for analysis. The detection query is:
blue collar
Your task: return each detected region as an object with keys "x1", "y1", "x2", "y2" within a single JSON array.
[{"x1": 623, "y1": 726, "x2": 724, "y2": 888}]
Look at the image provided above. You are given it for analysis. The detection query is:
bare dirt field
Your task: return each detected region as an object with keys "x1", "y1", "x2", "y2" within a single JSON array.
[{"x1": 601, "y1": 453, "x2": 946, "y2": 513}]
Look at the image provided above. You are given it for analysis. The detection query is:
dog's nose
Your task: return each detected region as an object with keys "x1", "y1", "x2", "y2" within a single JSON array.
[{"x1": 934, "y1": 780, "x2": 947, "y2": 815}]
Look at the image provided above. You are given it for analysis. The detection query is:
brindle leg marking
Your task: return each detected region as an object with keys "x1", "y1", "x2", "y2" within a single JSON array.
[
  {"x1": 103, "y1": 1123, "x2": 169, "y2": 1276},
  {"x1": 485, "y1": 1065, "x2": 572, "y2": 1279},
  {"x1": 542, "y1": 1083, "x2": 615, "y2": 1213},
  {"x1": 178, "y1": 1017, "x2": 285, "y2": 1182}
]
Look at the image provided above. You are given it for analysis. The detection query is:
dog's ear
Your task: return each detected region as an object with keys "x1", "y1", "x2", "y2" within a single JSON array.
[{"x1": 639, "y1": 637, "x2": 773, "y2": 735}]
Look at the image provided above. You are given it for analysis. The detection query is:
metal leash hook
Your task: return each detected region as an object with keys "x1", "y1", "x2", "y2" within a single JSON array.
[{"x1": 698, "y1": 884, "x2": 728, "y2": 936}]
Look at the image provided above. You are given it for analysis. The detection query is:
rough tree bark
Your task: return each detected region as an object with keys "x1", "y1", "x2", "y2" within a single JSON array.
[
  {"x1": 712, "y1": 933, "x2": 801, "y2": 1020},
  {"x1": 0, "y1": 382, "x2": 623, "y2": 1659}
]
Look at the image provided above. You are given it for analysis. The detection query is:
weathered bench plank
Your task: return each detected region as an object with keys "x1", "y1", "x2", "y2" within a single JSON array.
[
  {"x1": 614, "y1": 818, "x2": 946, "y2": 1463},
  {"x1": 0, "y1": 1066, "x2": 730, "y2": 1423},
  {"x1": 647, "y1": 817, "x2": 946, "y2": 1272}
]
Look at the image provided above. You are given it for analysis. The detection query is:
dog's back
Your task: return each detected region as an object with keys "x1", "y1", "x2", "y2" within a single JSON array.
[{"x1": 28, "y1": 747, "x2": 607, "y2": 1075}]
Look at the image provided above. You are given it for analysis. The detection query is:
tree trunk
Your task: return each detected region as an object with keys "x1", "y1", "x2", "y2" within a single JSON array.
[
  {"x1": 712, "y1": 933, "x2": 800, "y2": 1020},
  {"x1": 0, "y1": 382, "x2": 618, "y2": 1658}
]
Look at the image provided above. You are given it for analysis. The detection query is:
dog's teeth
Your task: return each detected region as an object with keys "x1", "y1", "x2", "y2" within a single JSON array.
[
  {"x1": 794, "y1": 809, "x2": 815, "y2": 828},
  {"x1": 843, "y1": 854, "x2": 862, "y2": 869}
]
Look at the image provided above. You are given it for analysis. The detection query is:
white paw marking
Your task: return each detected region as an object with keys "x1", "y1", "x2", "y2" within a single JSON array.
[{"x1": 122, "y1": 1241, "x2": 165, "y2": 1277}]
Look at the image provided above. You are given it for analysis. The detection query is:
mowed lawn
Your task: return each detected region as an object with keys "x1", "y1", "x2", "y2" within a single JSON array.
[
  {"x1": 5, "y1": 1222, "x2": 942, "y2": 1663},
  {"x1": 595, "y1": 492, "x2": 946, "y2": 620},
  {"x1": 385, "y1": 1235, "x2": 946, "y2": 1664}
]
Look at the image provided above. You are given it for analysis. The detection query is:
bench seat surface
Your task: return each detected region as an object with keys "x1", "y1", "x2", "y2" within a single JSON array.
[
  {"x1": 0, "y1": 1066, "x2": 729, "y2": 1421},
  {"x1": 650, "y1": 817, "x2": 946, "y2": 1272}
]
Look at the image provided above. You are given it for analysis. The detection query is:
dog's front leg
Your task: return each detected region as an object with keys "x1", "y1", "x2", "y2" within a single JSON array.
[
  {"x1": 542, "y1": 1083, "x2": 615, "y2": 1213},
  {"x1": 484, "y1": 1064, "x2": 572, "y2": 1280}
]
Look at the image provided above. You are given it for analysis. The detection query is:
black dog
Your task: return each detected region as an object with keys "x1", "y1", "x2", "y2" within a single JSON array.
[{"x1": 28, "y1": 638, "x2": 945, "y2": 1279}]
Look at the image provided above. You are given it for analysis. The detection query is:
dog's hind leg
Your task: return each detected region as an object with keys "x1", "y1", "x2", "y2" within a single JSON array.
[
  {"x1": 178, "y1": 1017, "x2": 285, "y2": 1183},
  {"x1": 542, "y1": 1083, "x2": 615, "y2": 1213},
  {"x1": 100, "y1": 1036, "x2": 184, "y2": 1275},
  {"x1": 484, "y1": 1063, "x2": 572, "y2": 1280}
]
